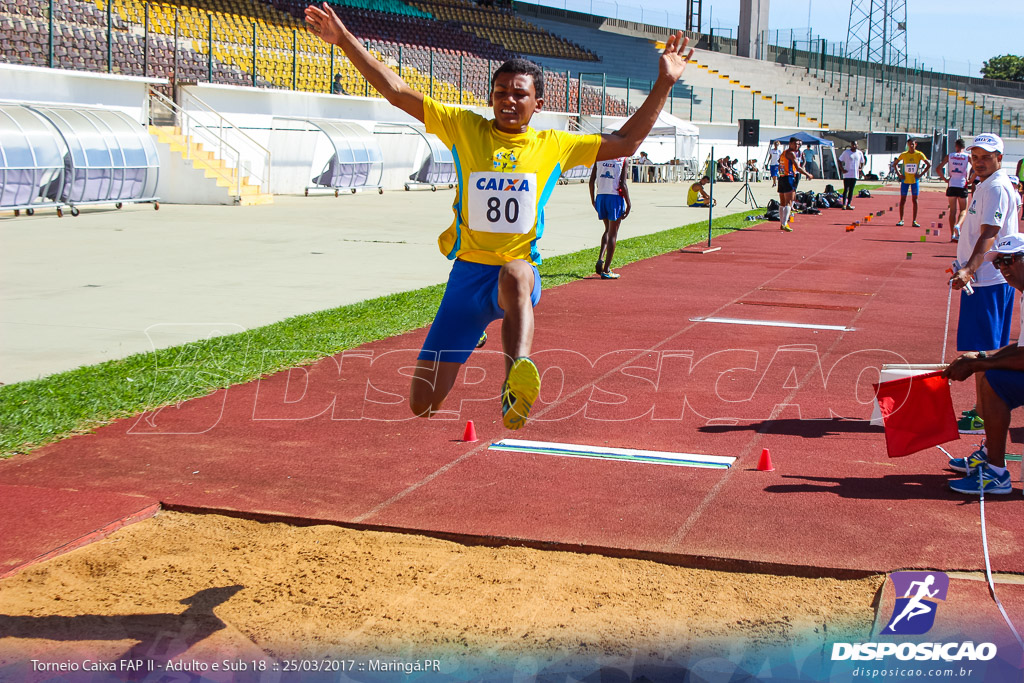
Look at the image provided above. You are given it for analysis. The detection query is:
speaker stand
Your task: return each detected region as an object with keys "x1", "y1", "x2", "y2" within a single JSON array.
[{"x1": 726, "y1": 148, "x2": 759, "y2": 208}]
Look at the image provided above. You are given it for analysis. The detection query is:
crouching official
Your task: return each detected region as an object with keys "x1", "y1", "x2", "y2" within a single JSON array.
[{"x1": 944, "y1": 233, "x2": 1024, "y2": 495}]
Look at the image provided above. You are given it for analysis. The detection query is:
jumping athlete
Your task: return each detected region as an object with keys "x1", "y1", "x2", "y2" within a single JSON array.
[
  {"x1": 936, "y1": 138, "x2": 971, "y2": 241},
  {"x1": 304, "y1": 2, "x2": 694, "y2": 430},
  {"x1": 777, "y1": 138, "x2": 813, "y2": 232},
  {"x1": 590, "y1": 156, "x2": 631, "y2": 279}
]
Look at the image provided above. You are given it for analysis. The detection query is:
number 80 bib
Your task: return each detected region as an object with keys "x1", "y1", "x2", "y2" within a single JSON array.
[{"x1": 468, "y1": 172, "x2": 537, "y2": 234}]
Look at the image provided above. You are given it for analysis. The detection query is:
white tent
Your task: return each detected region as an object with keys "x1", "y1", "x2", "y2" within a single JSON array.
[{"x1": 584, "y1": 111, "x2": 700, "y2": 163}]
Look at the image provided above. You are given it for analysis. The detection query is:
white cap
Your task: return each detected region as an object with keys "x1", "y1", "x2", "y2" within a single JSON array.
[
  {"x1": 984, "y1": 233, "x2": 1024, "y2": 262},
  {"x1": 968, "y1": 133, "x2": 1004, "y2": 154}
]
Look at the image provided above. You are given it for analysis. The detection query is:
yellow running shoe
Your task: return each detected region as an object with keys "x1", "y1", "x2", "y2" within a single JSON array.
[{"x1": 502, "y1": 357, "x2": 541, "y2": 430}]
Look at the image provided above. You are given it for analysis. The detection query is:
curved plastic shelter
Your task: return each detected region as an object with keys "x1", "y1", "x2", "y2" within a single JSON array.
[
  {"x1": 30, "y1": 105, "x2": 160, "y2": 214},
  {"x1": 404, "y1": 128, "x2": 456, "y2": 191},
  {"x1": 0, "y1": 104, "x2": 66, "y2": 216},
  {"x1": 300, "y1": 118, "x2": 384, "y2": 195},
  {"x1": 560, "y1": 164, "x2": 591, "y2": 184}
]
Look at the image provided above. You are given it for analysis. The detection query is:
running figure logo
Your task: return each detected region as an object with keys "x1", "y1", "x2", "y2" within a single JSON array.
[{"x1": 881, "y1": 571, "x2": 949, "y2": 635}]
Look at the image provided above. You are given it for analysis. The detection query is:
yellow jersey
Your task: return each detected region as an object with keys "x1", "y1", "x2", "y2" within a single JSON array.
[
  {"x1": 423, "y1": 96, "x2": 602, "y2": 265},
  {"x1": 896, "y1": 150, "x2": 928, "y2": 184},
  {"x1": 687, "y1": 184, "x2": 703, "y2": 205}
]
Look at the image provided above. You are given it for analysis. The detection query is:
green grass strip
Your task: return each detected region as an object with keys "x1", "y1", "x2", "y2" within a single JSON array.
[
  {"x1": 854, "y1": 183, "x2": 883, "y2": 193},
  {"x1": 0, "y1": 209, "x2": 763, "y2": 458}
]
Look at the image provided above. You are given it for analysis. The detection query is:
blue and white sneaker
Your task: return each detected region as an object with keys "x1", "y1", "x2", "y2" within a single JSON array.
[
  {"x1": 948, "y1": 445, "x2": 987, "y2": 474},
  {"x1": 948, "y1": 464, "x2": 1012, "y2": 495}
]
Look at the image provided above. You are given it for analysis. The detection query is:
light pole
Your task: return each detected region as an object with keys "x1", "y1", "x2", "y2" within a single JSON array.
[{"x1": 807, "y1": 0, "x2": 812, "y2": 43}]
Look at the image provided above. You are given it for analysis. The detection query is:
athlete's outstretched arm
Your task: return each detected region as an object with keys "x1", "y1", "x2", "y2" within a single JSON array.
[
  {"x1": 305, "y1": 2, "x2": 424, "y2": 122},
  {"x1": 597, "y1": 32, "x2": 693, "y2": 161}
]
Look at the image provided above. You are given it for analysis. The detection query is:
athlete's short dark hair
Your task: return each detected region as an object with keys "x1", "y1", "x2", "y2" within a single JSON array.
[{"x1": 492, "y1": 58, "x2": 544, "y2": 99}]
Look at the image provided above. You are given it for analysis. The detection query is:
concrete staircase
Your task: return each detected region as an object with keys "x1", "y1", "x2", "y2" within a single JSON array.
[{"x1": 149, "y1": 126, "x2": 273, "y2": 206}]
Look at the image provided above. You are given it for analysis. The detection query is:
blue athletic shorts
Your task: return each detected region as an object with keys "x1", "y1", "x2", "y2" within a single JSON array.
[
  {"x1": 419, "y1": 259, "x2": 541, "y2": 364},
  {"x1": 956, "y1": 283, "x2": 1016, "y2": 352},
  {"x1": 594, "y1": 194, "x2": 626, "y2": 221},
  {"x1": 900, "y1": 181, "x2": 920, "y2": 196},
  {"x1": 689, "y1": 202, "x2": 710, "y2": 207},
  {"x1": 984, "y1": 369, "x2": 1024, "y2": 411},
  {"x1": 769, "y1": 164, "x2": 779, "y2": 178}
]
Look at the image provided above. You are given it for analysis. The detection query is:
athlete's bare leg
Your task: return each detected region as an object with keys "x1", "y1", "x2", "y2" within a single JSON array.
[
  {"x1": 602, "y1": 219, "x2": 622, "y2": 271},
  {"x1": 410, "y1": 360, "x2": 464, "y2": 417},
  {"x1": 497, "y1": 260, "x2": 536, "y2": 374}
]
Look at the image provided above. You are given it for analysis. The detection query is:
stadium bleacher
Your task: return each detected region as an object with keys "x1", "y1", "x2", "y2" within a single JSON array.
[
  {"x1": 2, "y1": 0, "x2": 1019, "y2": 134},
  {"x1": 4, "y1": 0, "x2": 628, "y2": 114},
  {"x1": 408, "y1": 0, "x2": 597, "y2": 62}
]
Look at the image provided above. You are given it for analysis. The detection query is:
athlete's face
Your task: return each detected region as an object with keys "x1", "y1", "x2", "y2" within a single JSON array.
[
  {"x1": 994, "y1": 252, "x2": 1024, "y2": 290},
  {"x1": 971, "y1": 148, "x2": 1002, "y2": 179},
  {"x1": 907, "y1": 140, "x2": 916, "y2": 152},
  {"x1": 490, "y1": 73, "x2": 543, "y2": 134}
]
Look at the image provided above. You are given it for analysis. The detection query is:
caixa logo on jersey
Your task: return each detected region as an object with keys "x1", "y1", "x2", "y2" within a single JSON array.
[{"x1": 881, "y1": 571, "x2": 948, "y2": 635}]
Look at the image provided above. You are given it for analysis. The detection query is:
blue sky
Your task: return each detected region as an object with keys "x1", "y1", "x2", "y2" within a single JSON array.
[{"x1": 517, "y1": 0, "x2": 1018, "y2": 78}]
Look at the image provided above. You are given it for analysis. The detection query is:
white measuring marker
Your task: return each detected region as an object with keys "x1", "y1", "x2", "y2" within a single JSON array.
[
  {"x1": 690, "y1": 316, "x2": 853, "y2": 331},
  {"x1": 489, "y1": 439, "x2": 735, "y2": 469}
]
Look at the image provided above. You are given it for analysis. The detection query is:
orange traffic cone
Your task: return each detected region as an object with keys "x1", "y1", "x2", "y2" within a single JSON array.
[
  {"x1": 462, "y1": 420, "x2": 478, "y2": 443},
  {"x1": 757, "y1": 447, "x2": 775, "y2": 471}
]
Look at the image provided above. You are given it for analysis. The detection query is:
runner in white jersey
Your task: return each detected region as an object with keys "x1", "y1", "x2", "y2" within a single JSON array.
[
  {"x1": 937, "y1": 138, "x2": 972, "y2": 241},
  {"x1": 589, "y1": 157, "x2": 631, "y2": 278},
  {"x1": 765, "y1": 141, "x2": 782, "y2": 188}
]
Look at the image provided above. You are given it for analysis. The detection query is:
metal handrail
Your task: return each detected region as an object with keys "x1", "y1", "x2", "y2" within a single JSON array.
[
  {"x1": 178, "y1": 89, "x2": 272, "y2": 194},
  {"x1": 148, "y1": 86, "x2": 244, "y2": 198}
]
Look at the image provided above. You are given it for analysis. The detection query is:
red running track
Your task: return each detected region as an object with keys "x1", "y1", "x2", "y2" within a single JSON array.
[{"x1": 3, "y1": 189, "x2": 1022, "y2": 600}]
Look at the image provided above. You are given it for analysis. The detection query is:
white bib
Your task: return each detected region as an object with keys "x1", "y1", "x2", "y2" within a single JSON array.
[
  {"x1": 948, "y1": 153, "x2": 969, "y2": 188},
  {"x1": 468, "y1": 172, "x2": 537, "y2": 234},
  {"x1": 595, "y1": 159, "x2": 624, "y2": 196},
  {"x1": 904, "y1": 163, "x2": 918, "y2": 175}
]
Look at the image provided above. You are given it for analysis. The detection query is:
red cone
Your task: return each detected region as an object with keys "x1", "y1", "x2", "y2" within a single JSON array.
[
  {"x1": 757, "y1": 447, "x2": 775, "y2": 471},
  {"x1": 462, "y1": 420, "x2": 478, "y2": 442}
]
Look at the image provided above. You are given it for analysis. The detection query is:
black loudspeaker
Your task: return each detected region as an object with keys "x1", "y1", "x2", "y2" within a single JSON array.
[
  {"x1": 738, "y1": 119, "x2": 760, "y2": 147},
  {"x1": 867, "y1": 132, "x2": 908, "y2": 154}
]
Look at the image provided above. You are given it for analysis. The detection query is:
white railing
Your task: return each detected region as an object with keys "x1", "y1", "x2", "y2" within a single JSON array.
[
  {"x1": 148, "y1": 86, "x2": 272, "y2": 198},
  {"x1": 178, "y1": 88, "x2": 272, "y2": 194}
]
